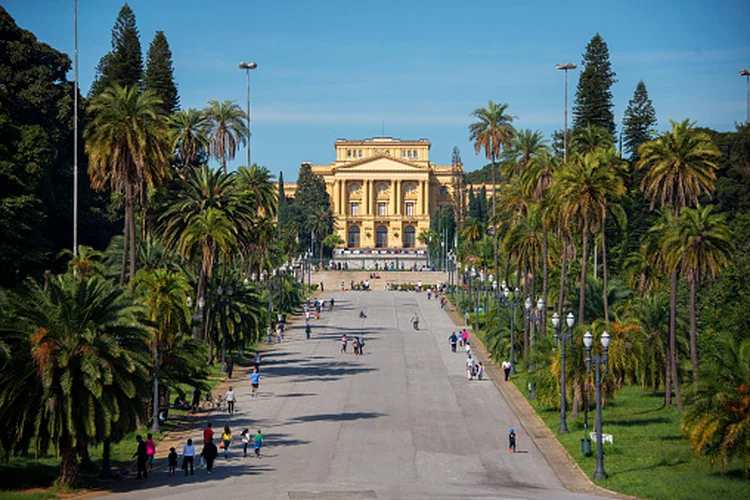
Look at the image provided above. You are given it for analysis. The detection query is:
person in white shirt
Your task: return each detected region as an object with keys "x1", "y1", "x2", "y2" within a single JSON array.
[
  {"x1": 502, "y1": 360, "x2": 512, "y2": 381},
  {"x1": 226, "y1": 386, "x2": 236, "y2": 415},
  {"x1": 182, "y1": 438, "x2": 196, "y2": 475},
  {"x1": 466, "y1": 355, "x2": 475, "y2": 380}
]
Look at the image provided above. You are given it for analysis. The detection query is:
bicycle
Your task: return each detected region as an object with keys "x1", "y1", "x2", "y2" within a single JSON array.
[{"x1": 201, "y1": 393, "x2": 227, "y2": 412}]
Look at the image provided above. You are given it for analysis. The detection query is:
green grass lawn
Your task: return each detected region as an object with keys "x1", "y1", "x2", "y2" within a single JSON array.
[
  {"x1": 0, "y1": 351, "x2": 252, "y2": 499},
  {"x1": 510, "y1": 366, "x2": 748, "y2": 499}
]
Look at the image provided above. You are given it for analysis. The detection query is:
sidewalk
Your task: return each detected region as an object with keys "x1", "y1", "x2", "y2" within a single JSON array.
[{"x1": 442, "y1": 295, "x2": 629, "y2": 499}]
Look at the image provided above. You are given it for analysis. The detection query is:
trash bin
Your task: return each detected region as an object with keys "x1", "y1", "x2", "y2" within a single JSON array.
[{"x1": 581, "y1": 438, "x2": 592, "y2": 456}]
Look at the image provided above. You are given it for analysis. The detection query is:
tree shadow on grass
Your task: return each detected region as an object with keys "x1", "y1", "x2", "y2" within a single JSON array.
[
  {"x1": 617, "y1": 457, "x2": 689, "y2": 475},
  {"x1": 607, "y1": 416, "x2": 671, "y2": 427}
]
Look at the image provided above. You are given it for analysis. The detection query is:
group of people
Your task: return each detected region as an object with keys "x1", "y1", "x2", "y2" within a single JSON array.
[
  {"x1": 448, "y1": 330, "x2": 484, "y2": 380},
  {"x1": 340, "y1": 334, "x2": 365, "y2": 355},
  {"x1": 168, "y1": 424, "x2": 265, "y2": 477}
]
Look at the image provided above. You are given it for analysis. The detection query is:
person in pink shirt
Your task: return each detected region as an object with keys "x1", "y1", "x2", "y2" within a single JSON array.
[
  {"x1": 145, "y1": 433, "x2": 156, "y2": 471},
  {"x1": 461, "y1": 330, "x2": 468, "y2": 346}
]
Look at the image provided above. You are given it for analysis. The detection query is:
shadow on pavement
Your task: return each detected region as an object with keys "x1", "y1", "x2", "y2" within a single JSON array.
[{"x1": 288, "y1": 411, "x2": 385, "y2": 423}]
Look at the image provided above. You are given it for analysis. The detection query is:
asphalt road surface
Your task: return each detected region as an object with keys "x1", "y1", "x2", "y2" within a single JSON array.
[{"x1": 111, "y1": 291, "x2": 602, "y2": 500}]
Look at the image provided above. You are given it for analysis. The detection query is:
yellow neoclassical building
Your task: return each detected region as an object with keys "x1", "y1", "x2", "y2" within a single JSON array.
[{"x1": 286, "y1": 137, "x2": 464, "y2": 267}]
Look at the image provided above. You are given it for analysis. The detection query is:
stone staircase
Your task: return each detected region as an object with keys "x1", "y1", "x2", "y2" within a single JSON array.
[{"x1": 311, "y1": 270, "x2": 448, "y2": 291}]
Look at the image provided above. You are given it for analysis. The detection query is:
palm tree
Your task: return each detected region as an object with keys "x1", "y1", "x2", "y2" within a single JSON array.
[
  {"x1": 310, "y1": 208, "x2": 335, "y2": 265},
  {"x1": 205, "y1": 99, "x2": 248, "y2": 174},
  {"x1": 571, "y1": 124, "x2": 614, "y2": 155},
  {"x1": 134, "y1": 268, "x2": 191, "y2": 432},
  {"x1": 683, "y1": 331, "x2": 750, "y2": 478},
  {"x1": 664, "y1": 205, "x2": 733, "y2": 385},
  {"x1": 553, "y1": 152, "x2": 612, "y2": 324},
  {"x1": 170, "y1": 108, "x2": 210, "y2": 169},
  {"x1": 85, "y1": 84, "x2": 171, "y2": 286},
  {"x1": 469, "y1": 101, "x2": 516, "y2": 280},
  {"x1": 158, "y1": 166, "x2": 255, "y2": 337},
  {"x1": 237, "y1": 164, "x2": 277, "y2": 217},
  {"x1": 57, "y1": 245, "x2": 106, "y2": 278},
  {"x1": 0, "y1": 274, "x2": 151, "y2": 485},
  {"x1": 638, "y1": 119, "x2": 721, "y2": 410},
  {"x1": 505, "y1": 129, "x2": 548, "y2": 180}
]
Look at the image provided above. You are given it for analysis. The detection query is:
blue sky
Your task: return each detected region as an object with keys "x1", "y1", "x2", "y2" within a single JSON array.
[{"x1": 6, "y1": 0, "x2": 749, "y2": 180}]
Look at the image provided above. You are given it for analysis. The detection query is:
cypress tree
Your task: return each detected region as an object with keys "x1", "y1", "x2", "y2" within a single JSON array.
[
  {"x1": 572, "y1": 33, "x2": 617, "y2": 138},
  {"x1": 468, "y1": 186, "x2": 479, "y2": 220},
  {"x1": 144, "y1": 30, "x2": 179, "y2": 114},
  {"x1": 478, "y1": 185, "x2": 489, "y2": 224},
  {"x1": 451, "y1": 146, "x2": 462, "y2": 166},
  {"x1": 90, "y1": 3, "x2": 143, "y2": 96},
  {"x1": 622, "y1": 80, "x2": 657, "y2": 160},
  {"x1": 277, "y1": 171, "x2": 288, "y2": 228}
]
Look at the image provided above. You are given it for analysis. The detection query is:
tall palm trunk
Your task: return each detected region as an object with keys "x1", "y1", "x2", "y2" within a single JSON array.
[
  {"x1": 558, "y1": 235, "x2": 568, "y2": 319},
  {"x1": 689, "y1": 276, "x2": 699, "y2": 386},
  {"x1": 669, "y1": 270, "x2": 683, "y2": 410},
  {"x1": 579, "y1": 217, "x2": 590, "y2": 325},
  {"x1": 664, "y1": 342, "x2": 672, "y2": 406},
  {"x1": 491, "y1": 155, "x2": 499, "y2": 283},
  {"x1": 523, "y1": 263, "x2": 529, "y2": 364},
  {"x1": 126, "y1": 184, "x2": 137, "y2": 283},
  {"x1": 151, "y1": 340, "x2": 160, "y2": 433},
  {"x1": 59, "y1": 442, "x2": 78, "y2": 486},
  {"x1": 601, "y1": 215, "x2": 609, "y2": 323},
  {"x1": 542, "y1": 228, "x2": 549, "y2": 333},
  {"x1": 120, "y1": 209, "x2": 129, "y2": 287}
]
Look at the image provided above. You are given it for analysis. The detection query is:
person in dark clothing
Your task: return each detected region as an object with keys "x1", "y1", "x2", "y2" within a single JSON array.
[
  {"x1": 133, "y1": 435, "x2": 148, "y2": 479},
  {"x1": 226, "y1": 355, "x2": 234, "y2": 378},
  {"x1": 508, "y1": 429, "x2": 518, "y2": 453},
  {"x1": 201, "y1": 438, "x2": 219, "y2": 474},
  {"x1": 330, "y1": 297, "x2": 335, "y2": 311},
  {"x1": 168, "y1": 447, "x2": 178, "y2": 476},
  {"x1": 449, "y1": 332, "x2": 458, "y2": 352}
]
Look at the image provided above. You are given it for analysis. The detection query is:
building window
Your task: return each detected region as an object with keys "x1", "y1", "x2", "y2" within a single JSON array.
[
  {"x1": 405, "y1": 202, "x2": 415, "y2": 216},
  {"x1": 440, "y1": 186, "x2": 449, "y2": 195},
  {"x1": 358, "y1": 149, "x2": 363, "y2": 158},
  {"x1": 350, "y1": 202, "x2": 359, "y2": 216},
  {"x1": 376, "y1": 226, "x2": 388, "y2": 248},
  {"x1": 378, "y1": 202, "x2": 387, "y2": 216},
  {"x1": 404, "y1": 226, "x2": 416, "y2": 248},
  {"x1": 348, "y1": 226, "x2": 360, "y2": 248},
  {"x1": 347, "y1": 149, "x2": 351, "y2": 158}
]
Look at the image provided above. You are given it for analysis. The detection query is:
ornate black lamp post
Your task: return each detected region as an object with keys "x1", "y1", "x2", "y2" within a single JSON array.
[
  {"x1": 505, "y1": 287, "x2": 518, "y2": 374},
  {"x1": 553, "y1": 312, "x2": 575, "y2": 434},
  {"x1": 584, "y1": 330, "x2": 611, "y2": 480}
]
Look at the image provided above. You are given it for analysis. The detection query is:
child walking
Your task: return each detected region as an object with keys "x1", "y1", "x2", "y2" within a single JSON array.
[
  {"x1": 241, "y1": 429, "x2": 250, "y2": 457},
  {"x1": 508, "y1": 429, "x2": 518, "y2": 453},
  {"x1": 253, "y1": 430, "x2": 263, "y2": 458},
  {"x1": 167, "y1": 447, "x2": 178, "y2": 476}
]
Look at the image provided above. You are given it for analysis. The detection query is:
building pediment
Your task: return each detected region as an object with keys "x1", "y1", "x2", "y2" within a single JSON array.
[{"x1": 334, "y1": 156, "x2": 429, "y2": 174}]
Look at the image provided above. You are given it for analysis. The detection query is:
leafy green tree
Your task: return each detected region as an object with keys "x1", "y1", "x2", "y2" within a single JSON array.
[
  {"x1": 572, "y1": 33, "x2": 617, "y2": 138},
  {"x1": 622, "y1": 80, "x2": 657, "y2": 161},
  {"x1": 451, "y1": 146, "x2": 462, "y2": 166},
  {"x1": 0, "y1": 274, "x2": 151, "y2": 486},
  {"x1": 205, "y1": 99, "x2": 247, "y2": 174},
  {"x1": 90, "y1": 3, "x2": 143, "y2": 97},
  {"x1": 85, "y1": 84, "x2": 172, "y2": 286},
  {"x1": 170, "y1": 108, "x2": 210, "y2": 169},
  {"x1": 144, "y1": 30, "x2": 179, "y2": 115},
  {"x1": 638, "y1": 119, "x2": 721, "y2": 410},
  {"x1": 237, "y1": 164, "x2": 277, "y2": 217},
  {"x1": 505, "y1": 129, "x2": 548, "y2": 180},
  {"x1": 134, "y1": 268, "x2": 190, "y2": 432},
  {"x1": 293, "y1": 163, "x2": 331, "y2": 253},
  {"x1": 664, "y1": 205, "x2": 733, "y2": 385},
  {"x1": 683, "y1": 331, "x2": 750, "y2": 479}
]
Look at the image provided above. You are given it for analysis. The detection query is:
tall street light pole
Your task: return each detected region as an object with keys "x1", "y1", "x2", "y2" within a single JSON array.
[
  {"x1": 554, "y1": 312, "x2": 575, "y2": 434},
  {"x1": 238, "y1": 61, "x2": 258, "y2": 167},
  {"x1": 740, "y1": 69, "x2": 750, "y2": 124},
  {"x1": 73, "y1": 0, "x2": 79, "y2": 259},
  {"x1": 584, "y1": 330, "x2": 611, "y2": 480},
  {"x1": 556, "y1": 62, "x2": 577, "y2": 163}
]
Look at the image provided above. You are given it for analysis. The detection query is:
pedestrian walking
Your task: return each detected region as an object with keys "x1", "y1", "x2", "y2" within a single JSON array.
[
  {"x1": 461, "y1": 329, "x2": 468, "y2": 346},
  {"x1": 464, "y1": 311, "x2": 470, "y2": 326},
  {"x1": 427, "y1": 289, "x2": 432, "y2": 300},
  {"x1": 250, "y1": 367, "x2": 260, "y2": 397},
  {"x1": 133, "y1": 435, "x2": 148, "y2": 479},
  {"x1": 241, "y1": 429, "x2": 250, "y2": 457},
  {"x1": 190, "y1": 386, "x2": 201, "y2": 413},
  {"x1": 145, "y1": 433, "x2": 156, "y2": 471},
  {"x1": 221, "y1": 425, "x2": 233, "y2": 459},
  {"x1": 502, "y1": 360, "x2": 512, "y2": 381},
  {"x1": 358, "y1": 336, "x2": 365, "y2": 355},
  {"x1": 341, "y1": 281, "x2": 345, "y2": 291},
  {"x1": 203, "y1": 422, "x2": 214, "y2": 444},
  {"x1": 254, "y1": 351, "x2": 261, "y2": 372},
  {"x1": 226, "y1": 386, "x2": 236, "y2": 415},
  {"x1": 253, "y1": 430, "x2": 263, "y2": 458},
  {"x1": 167, "y1": 447, "x2": 178, "y2": 476},
  {"x1": 466, "y1": 355, "x2": 475, "y2": 380},
  {"x1": 465, "y1": 341, "x2": 471, "y2": 356},
  {"x1": 411, "y1": 312, "x2": 419, "y2": 330},
  {"x1": 266, "y1": 326, "x2": 272, "y2": 344},
  {"x1": 508, "y1": 429, "x2": 518, "y2": 453},
  {"x1": 275, "y1": 325, "x2": 282, "y2": 343},
  {"x1": 182, "y1": 438, "x2": 196, "y2": 475},
  {"x1": 449, "y1": 332, "x2": 458, "y2": 352},
  {"x1": 476, "y1": 361, "x2": 484, "y2": 380},
  {"x1": 226, "y1": 355, "x2": 234, "y2": 379},
  {"x1": 341, "y1": 334, "x2": 348, "y2": 353},
  {"x1": 201, "y1": 438, "x2": 218, "y2": 474},
  {"x1": 353, "y1": 336, "x2": 360, "y2": 355},
  {"x1": 330, "y1": 297, "x2": 335, "y2": 311}
]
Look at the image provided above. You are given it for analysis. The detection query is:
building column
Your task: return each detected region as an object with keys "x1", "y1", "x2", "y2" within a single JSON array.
[
  {"x1": 370, "y1": 180, "x2": 376, "y2": 216},
  {"x1": 395, "y1": 180, "x2": 401, "y2": 215},
  {"x1": 362, "y1": 180, "x2": 369, "y2": 215},
  {"x1": 333, "y1": 180, "x2": 340, "y2": 214},
  {"x1": 423, "y1": 180, "x2": 429, "y2": 215}
]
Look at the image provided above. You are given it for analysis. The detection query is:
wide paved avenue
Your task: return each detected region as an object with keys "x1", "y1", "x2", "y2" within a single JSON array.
[{"x1": 113, "y1": 291, "x2": 602, "y2": 500}]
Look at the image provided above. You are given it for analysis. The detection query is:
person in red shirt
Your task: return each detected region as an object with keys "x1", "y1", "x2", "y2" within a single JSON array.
[{"x1": 203, "y1": 422, "x2": 214, "y2": 444}]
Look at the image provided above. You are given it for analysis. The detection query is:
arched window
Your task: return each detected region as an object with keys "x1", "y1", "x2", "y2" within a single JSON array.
[
  {"x1": 376, "y1": 226, "x2": 388, "y2": 248},
  {"x1": 403, "y1": 226, "x2": 416, "y2": 248},
  {"x1": 348, "y1": 226, "x2": 360, "y2": 248}
]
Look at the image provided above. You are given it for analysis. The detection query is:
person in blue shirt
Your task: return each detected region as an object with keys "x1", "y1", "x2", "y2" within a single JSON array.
[{"x1": 250, "y1": 367, "x2": 260, "y2": 397}]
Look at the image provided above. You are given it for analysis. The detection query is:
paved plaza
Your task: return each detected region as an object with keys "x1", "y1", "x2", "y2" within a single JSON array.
[{"x1": 110, "y1": 291, "x2": 603, "y2": 500}]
